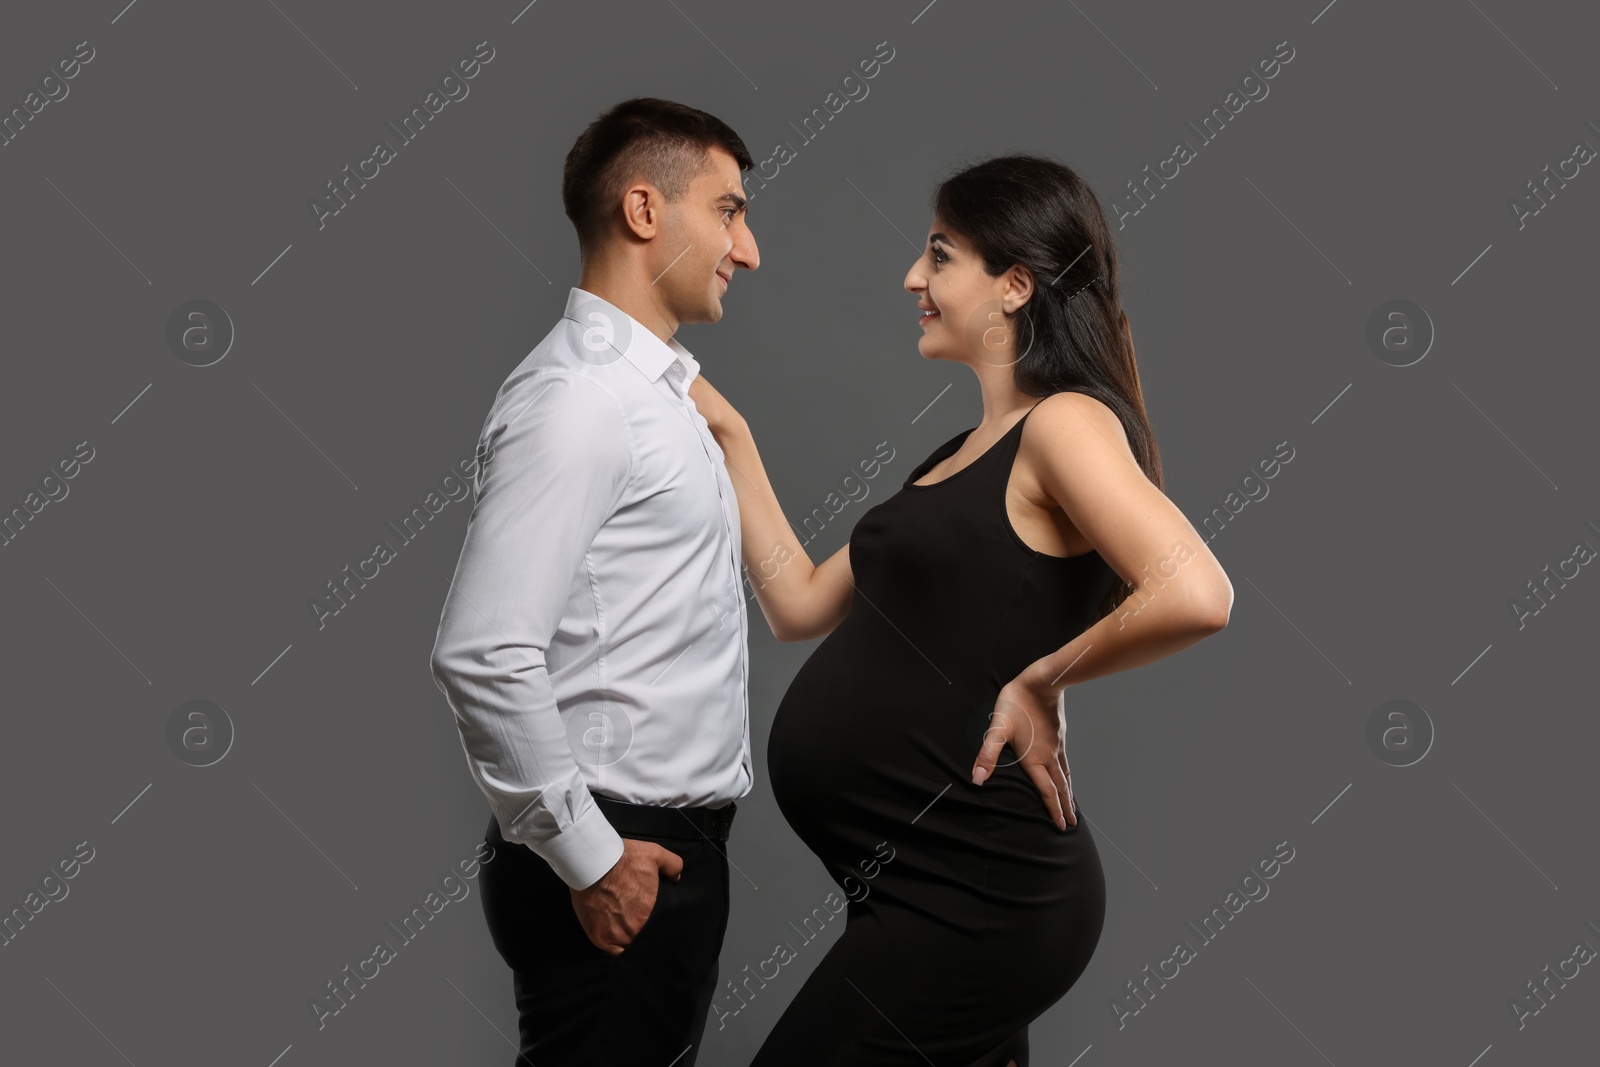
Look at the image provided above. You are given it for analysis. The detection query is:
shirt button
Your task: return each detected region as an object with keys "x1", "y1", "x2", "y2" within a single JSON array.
[{"x1": 671, "y1": 360, "x2": 683, "y2": 374}]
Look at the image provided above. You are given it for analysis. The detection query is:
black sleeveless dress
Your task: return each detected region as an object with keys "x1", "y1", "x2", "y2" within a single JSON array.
[{"x1": 750, "y1": 400, "x2": 1120, "y2": 1067}]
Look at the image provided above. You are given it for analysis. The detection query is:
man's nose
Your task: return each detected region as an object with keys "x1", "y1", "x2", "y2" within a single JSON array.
[{"x1": 735, "y1": 228, "x2": 760, "y2": 271}]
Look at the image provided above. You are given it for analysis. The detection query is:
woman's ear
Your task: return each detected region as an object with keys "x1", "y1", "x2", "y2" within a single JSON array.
[{"x1": 1003, "y1": 264, "x2": 1036, "y2": 314}]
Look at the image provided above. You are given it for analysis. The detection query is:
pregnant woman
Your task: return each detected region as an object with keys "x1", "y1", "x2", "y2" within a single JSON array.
[{"x1": 690, "y1": 155, "x2": 1233, "y2": 1066}]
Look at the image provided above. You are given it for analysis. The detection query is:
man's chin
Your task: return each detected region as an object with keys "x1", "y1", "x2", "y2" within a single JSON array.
[{"x1": 673, "y1": 305, "x2": 718, "y2": 328}]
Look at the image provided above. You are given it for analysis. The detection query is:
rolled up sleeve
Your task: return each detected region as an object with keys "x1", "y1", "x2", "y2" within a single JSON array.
[{"x1": 430, "y1": 371, "x2": 633, "y2": 890}]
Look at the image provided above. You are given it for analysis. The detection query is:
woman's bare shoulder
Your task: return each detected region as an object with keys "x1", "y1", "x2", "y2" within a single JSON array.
[{"x1": 1022, "y1": 391, "x2": 1135, "y2": 469}]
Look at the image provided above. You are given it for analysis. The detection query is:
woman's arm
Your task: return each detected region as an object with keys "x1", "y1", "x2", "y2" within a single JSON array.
[
  {"x1": 1016, "y1": 389, "x2": 1234, "y2": 695},
  {"x1": 970, "y1": 389, "x2": 1233, "y2": 828},
  {"x1": 689, "y1": 376, "x2": 855, "y2": 642}
]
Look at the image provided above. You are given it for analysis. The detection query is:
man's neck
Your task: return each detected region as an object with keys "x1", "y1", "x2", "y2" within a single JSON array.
[{"x1": 577, "y1": 264, "x2": 679, "y2": 344}]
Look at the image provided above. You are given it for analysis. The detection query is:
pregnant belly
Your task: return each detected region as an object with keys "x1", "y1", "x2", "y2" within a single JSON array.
[
  {"x1": 765, "y1": 644, "x2": 1005, "y2": 872},
  {"x1": 767, "y1": 638, "x2": 1094, "y2": 905},
  {"x1": 770, "y1": 650, "x2": 972, "y2": 803}
]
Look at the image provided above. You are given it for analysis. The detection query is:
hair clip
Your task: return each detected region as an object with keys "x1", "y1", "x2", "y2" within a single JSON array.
[{"x1": 1061, "y1": 272, "x2": 1101, "y2": 300}]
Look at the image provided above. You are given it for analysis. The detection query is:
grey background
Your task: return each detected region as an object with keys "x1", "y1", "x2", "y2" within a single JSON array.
[{"x1": 2, "y1": 0, "x2": 1596, "y2": 1064}]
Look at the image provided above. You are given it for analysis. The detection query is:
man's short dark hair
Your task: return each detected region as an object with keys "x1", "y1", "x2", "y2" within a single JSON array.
[{"x1": 562, "y1": 97, "x2": 753, "y2": 253}]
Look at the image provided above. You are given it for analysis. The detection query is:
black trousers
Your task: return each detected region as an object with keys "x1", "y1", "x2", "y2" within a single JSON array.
[{"x1": 478, "y1": 799, "x2": 734, "y2": 1066}]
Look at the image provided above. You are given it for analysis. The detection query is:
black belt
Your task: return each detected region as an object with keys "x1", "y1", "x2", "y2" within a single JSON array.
[{"x1": 590, "y1": 792, "x2": 737, "y2": 843}]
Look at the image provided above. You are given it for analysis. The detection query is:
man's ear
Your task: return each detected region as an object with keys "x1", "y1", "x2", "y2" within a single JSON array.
[{"x1": 621, "y1": 182, "x2": 662, "y2": 240}]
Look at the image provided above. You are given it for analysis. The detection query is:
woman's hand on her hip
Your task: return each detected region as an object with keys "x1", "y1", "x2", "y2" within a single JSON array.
[{"x1": 972, "y1": 676, "x2": 1076, "y2": 829}]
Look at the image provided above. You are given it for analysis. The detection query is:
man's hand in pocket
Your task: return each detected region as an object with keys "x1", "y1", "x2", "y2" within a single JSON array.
[{"x1": 569, "y1": 839, "x2": 684, "y2": 955}]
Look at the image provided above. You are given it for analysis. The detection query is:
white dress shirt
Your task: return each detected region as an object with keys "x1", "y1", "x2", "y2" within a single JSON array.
[{"x1": 431, "y1": 286, "x2": 752, "y2": 891}]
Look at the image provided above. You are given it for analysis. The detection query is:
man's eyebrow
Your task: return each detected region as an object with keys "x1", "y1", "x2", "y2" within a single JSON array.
[{"x1": 715, "y1": 193, "x2": 748, "y2": 211}]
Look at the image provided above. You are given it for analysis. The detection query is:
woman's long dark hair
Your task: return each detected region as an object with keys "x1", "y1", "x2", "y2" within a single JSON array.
[{"x1": 933, "y1": 154, "x2": 1162, "y2": 621}]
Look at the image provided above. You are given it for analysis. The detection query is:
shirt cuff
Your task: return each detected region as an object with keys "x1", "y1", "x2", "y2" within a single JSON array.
[{"x1": 529, "y1": 801, "x2": 626, "y2": 891}]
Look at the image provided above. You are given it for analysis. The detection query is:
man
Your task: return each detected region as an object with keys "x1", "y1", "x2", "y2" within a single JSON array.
[{"x1": 430, "y1": 97, "x2": 759, "y2": 1065}]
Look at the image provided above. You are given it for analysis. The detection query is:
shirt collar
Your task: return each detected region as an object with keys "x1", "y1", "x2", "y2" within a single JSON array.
[{"x1": 565, "y1": 286, "x2": 699, "y2": 391}]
